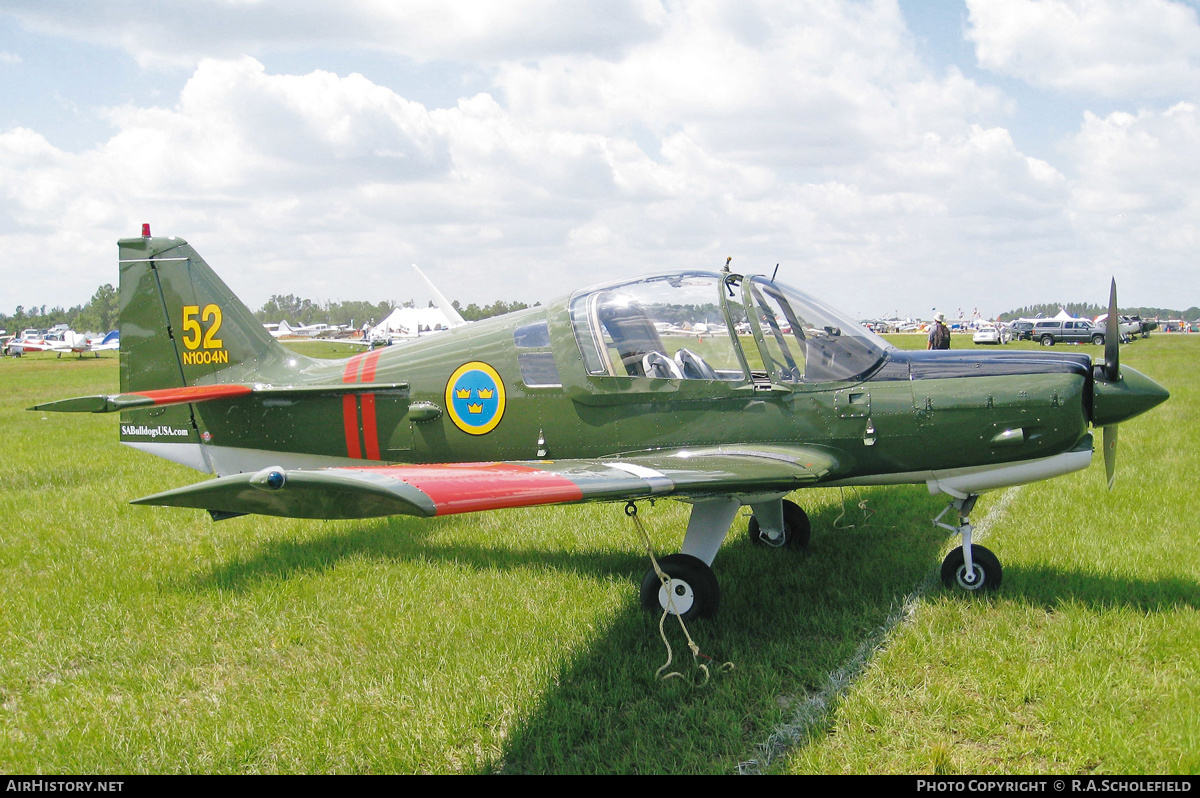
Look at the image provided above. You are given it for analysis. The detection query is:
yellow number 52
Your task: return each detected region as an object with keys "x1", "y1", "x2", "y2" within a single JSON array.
[{"x1": 181, "y1": 304, "x2": 223, "y2": 350}]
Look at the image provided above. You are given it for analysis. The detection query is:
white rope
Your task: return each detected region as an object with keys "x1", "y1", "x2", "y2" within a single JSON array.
[{"x1": 626, "y1": 502, "x2": 734, "y2": 685}]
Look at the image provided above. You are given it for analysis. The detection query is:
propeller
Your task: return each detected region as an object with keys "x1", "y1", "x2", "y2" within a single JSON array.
[
  {"x1": 1089, "y1": 277, "x2": 1170, "y2": 490},
  {"x1": 1104, "y1": 424, "x2": 1118, "y2": 489},
  {"x1": 1104, "y1": 278, "x2": 1119, "y2": 382},
  {"x1": 1102, "y1": 278, "x2": 1119, "y2": 488}
]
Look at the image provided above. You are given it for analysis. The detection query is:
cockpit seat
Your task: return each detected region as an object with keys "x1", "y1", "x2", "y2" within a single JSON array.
[
  {"x1": 674, "y1": 348, "x2": 717, "y2": 380},
  {"x1": 643, "y1": 351, "x2": 684, "y2": 379}
]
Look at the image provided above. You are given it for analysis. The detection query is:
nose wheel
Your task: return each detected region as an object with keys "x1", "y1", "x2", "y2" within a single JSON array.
[
  {"x1": 933, "y1": 493, "x2": 1003, "y2": 593},
  {"x1": 940, "y1": 544, "x2": 1002, "y2": 591}
]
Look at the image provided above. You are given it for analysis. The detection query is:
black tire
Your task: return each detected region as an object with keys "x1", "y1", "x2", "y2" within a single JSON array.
[
  {"x1": 940, "y1": 545, "x2": 1002, "y2": 592},
  {"x1": 1040, "y1": 335, "x2": 1055, "y2": 346},
  {"x1": 639, "y1": 553, "x2": 721, "y2": 620},
  {"x1": 748, "y1": 499, "x2": 811, "y2": 550},
  {"x1": 1092, "y1": 334, "x2": 1105, "y2": 346}
]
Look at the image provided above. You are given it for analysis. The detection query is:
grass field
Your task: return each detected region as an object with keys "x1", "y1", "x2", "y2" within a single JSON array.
[{"x1": 1, "y1": 336, "x2": 1196, "y2": 774}]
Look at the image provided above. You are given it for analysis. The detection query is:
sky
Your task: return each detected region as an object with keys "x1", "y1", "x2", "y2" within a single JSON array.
[{"x1": 0, "y1": 0, "x2": 1198, "y2": 321}]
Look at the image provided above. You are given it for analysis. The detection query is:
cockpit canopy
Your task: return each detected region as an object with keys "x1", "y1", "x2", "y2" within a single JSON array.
[{"x1": 569, "y1": 272, "x2": 890, "y2": 386}]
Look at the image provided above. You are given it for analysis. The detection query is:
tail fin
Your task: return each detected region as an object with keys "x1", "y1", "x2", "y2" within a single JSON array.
[{"x1": 118, "y1": 233, "x2": 291, "y2": 393}]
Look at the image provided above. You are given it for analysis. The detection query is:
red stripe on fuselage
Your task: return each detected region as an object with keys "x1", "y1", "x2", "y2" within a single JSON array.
[
  {"x1": 360, "y1": 393, "x2": 380, "y2": 460},
  {"x1": 341, "y1": 353, "x2": 366, "y2": 458},
  {"x1": 342, "y1": 394, "x2": 362, "y2": 459},
  {"x1": 346, "y1": 463, "x2": 585, "y2": 515},
  {"x1": 359, "y1": 350, "x2": 382, "y2": 459},
  {"x1": 339, "y1": 351, "x2": 385, "y2": 460},
  {"x1": 361, "y1": 350, "x2": 382, "y2": 381},
  {"x1": 131, "y1": 384, "x2": 253, "y2": 405},
  {"x1": 342, "y1": 353, "x2": 365, "y2": 383}
]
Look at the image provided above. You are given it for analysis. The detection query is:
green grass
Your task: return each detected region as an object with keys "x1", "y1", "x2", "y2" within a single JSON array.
[{"x1": 0, "y1": 337, "x2": 1196, "y2": 773}]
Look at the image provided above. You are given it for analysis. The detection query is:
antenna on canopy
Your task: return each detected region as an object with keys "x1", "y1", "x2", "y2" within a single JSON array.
[
  {"x1": 771, "y1": 263, "x2": 780, "y2": 282},
  {"x1": 723, "y1": 256, "x2": 732, "y2": 273}
]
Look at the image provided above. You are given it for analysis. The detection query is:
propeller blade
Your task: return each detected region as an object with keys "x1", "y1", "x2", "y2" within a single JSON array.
[
  {"x1": 1103, "y1": 424, "x2": 1118, "y2": 489},
  {"x1": 1104, "y1": 278, "x2": 1119, "y2": 382}
]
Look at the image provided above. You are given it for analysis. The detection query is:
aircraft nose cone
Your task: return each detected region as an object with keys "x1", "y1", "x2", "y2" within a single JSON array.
[{"x1": 1092, "y1": 365, "x2": 1170, "y2": 427}]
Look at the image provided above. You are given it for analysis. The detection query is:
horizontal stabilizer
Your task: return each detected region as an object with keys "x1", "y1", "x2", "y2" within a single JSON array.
[
  {"x1": 31, "y1": 381, "x2": 409, "y2": 414},
  {"x1": 131, "y1": 445, "x2": 839, "y2": 520},
  {"x1": 133, "y1": 466, "x2": 439, "y2": 520}
]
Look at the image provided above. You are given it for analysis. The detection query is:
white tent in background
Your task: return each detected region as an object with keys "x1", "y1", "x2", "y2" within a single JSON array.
[
  {"x1": 1053, "y1": 308, "x2": 1077, "y2": 320},
  {"x1": 366, "y1": 264, "x2": 468, "y2": 344},
  {"x1": 369, "y1": 306, "x2": 455, "y2": 342}
]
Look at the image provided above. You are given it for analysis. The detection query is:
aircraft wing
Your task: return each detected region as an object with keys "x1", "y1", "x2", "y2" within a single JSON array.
[{"x1": 130, "y1": 445, "x2": 840, "y2": 520}]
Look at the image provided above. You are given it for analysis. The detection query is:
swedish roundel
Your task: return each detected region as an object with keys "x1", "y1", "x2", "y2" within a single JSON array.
[{"x1": 445, "y1": 362, "x2": 506, "y2": 435}]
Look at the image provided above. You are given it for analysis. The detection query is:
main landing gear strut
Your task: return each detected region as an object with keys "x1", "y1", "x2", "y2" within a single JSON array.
[
  {"x1": 933, "y1": 492, "x2": 1002, "y2": 592},
  {"x1": 636, "y1": 496, "x2": 809, "y2": 620}
]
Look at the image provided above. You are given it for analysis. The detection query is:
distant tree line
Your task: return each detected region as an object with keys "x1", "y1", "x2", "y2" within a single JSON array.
[
  {"x1": 253, "y1": 294, "x2": 398, "y2": 328},
  {"x1": 450, "y1": 299, "x2": 536, "y2": 321},
  {"x1": 0, "y1": 284, "x2": 119, "y2": 334},
  {"x1": 2, "y1": 285, "x2": 539, "y2": 335},
  {"x1": 998, "y1": 302, "x2": 1200, "y2": 321},
  {"x1": 252, "y1": 295, "x2": 538, "y2": 326}
]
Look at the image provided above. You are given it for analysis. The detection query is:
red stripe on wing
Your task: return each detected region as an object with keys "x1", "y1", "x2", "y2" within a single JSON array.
[{"x1": 347, "y1": 462, "x2": 585, "y2": 515}]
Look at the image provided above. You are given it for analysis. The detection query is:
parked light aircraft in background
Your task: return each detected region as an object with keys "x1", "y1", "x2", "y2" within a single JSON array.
[
  {"x1": 33, "y1": 228, "x2": 1169, "y2": 619},
  {"x1": 9, "y1": 328, "x2": 119, "y2": 356},
  {"x1": 268, "y1": 320, "x2": 337, "y2": 338}
]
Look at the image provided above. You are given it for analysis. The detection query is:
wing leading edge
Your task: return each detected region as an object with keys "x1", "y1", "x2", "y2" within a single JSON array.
[{"x1": 131, "y1": 445, "x2": 840, "y2": 520}]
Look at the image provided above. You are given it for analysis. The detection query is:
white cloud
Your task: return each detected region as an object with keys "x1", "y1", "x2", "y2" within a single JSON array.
[
  {"x1": 1066, "y1": 103, "x2": 1200, "y2": 289},
  {"x1": 0, "y1": 0, "x2": 667, "y2": 66},
  {"x1": 966, "y1": 0, "x2": 1200, "y2": 99},
  {"x1": 100, "y1": 57, "x2": 450, "y2": 194},
  {"x1": 0, "y1": 0, "x2": 1196, "y2": 317}
]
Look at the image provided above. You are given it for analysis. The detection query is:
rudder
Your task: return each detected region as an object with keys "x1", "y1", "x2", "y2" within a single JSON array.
[{"x1": 118, "y1": 233, "x2": 292, "y2": 393}]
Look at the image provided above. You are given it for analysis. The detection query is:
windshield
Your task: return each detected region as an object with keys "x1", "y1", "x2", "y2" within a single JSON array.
[
  {"x1": 569, "y1": 273, "x2": 746, "y2": 381},
  {"x1": 744, "y1": 276, "x2": 889, "y2": 383}
]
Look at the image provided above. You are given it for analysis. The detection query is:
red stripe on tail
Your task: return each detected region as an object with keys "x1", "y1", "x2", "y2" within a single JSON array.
[{"x1": 131, "y1": 384, "x2": 253, "y2": 405}]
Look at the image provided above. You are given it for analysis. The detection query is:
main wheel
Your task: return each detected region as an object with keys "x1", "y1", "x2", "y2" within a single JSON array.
[
  {"x1": 1040, "y1": 335, "x2": 1055, "y2": 346},
  {"x1": 940, "y1": 545, "x2": 1002, "y2": 592},
  {"x1": 748, "y1": 499, "x2": 811, "y2": 550},
  {"x1": 639, "y1": 553, "x2": 721, "y2": 620}
]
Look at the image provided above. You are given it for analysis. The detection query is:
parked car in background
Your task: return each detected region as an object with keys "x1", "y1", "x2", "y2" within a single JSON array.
[
  {"x1": 1032, "y1": 319, "x2": 1105, "y2": 346},
  {"x1": 972, "y1": 324, "x2": 1009, "y2": 345},
  {"x1": 1009, "y1": 321, "x2": 1035, "y2": 341}
]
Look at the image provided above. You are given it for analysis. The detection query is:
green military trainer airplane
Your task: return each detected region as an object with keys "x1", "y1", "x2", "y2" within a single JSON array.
[{"x1": 34, "y1": 227, "x2": 1170, "y2": 619}]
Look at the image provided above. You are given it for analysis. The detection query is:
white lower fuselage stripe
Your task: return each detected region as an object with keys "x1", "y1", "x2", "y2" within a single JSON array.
[{"x1": 605, "y1": 462, "x2": 673, "y2": 494}]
